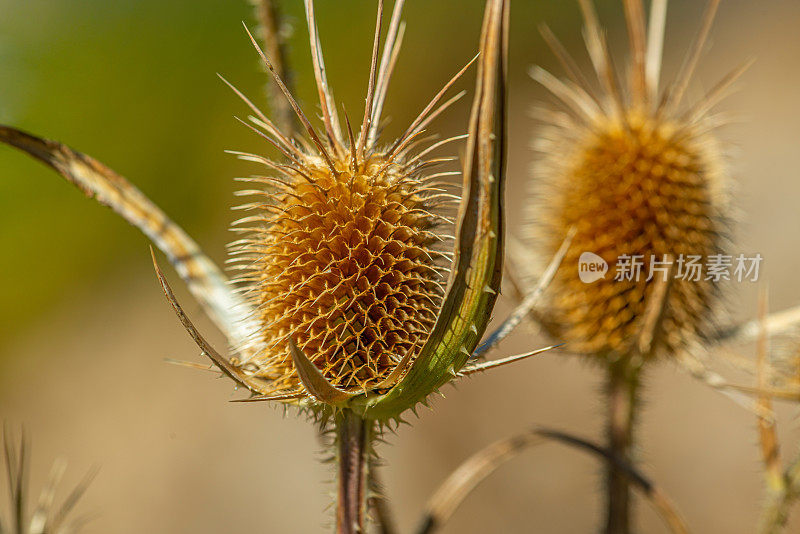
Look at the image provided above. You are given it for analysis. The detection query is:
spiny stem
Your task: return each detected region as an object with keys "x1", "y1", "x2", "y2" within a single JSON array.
[
  {"x1": 605, "y1": 358, "x2": 641, "y2": 534},
  {"x1": 336, "y1": 410, "x2": 371, "y2": 534}
]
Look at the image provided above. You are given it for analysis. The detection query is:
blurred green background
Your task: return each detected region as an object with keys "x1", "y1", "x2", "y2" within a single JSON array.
[{"x1": 2, "y1": 1, "x2": 800, "y2": 533}]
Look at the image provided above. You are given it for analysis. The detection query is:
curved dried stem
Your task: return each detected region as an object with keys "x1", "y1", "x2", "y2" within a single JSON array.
[
  {"x1": 538, "y1": 429, "x2": 688, "y2": 534},
  {"x1": 416, "y1": 427, "x2": 688, "y2": 534},
  {"x1": 0, "y1": 125, "x2": 259, "y2": 356},
  {"x1": 416, "y1": 431, "x2": 544, "y2": 534}
]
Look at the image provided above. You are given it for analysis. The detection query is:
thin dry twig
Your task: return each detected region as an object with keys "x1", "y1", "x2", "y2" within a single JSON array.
[
  {"x1": 415, "y1": 427, "x2": 688, "y2": 534},
  {"x1": 251, "y1": 0, "x2": 298, "y2": 136}
]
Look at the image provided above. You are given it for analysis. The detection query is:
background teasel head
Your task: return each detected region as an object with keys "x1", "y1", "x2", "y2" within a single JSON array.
[{"x1": 520, "y1": 0, "x2": 743, "y2": 361}]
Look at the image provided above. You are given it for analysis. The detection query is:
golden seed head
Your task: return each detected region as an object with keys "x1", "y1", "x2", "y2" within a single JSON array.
[
  {"x1": 232, "y1": 152, "x2": 446, "y2": 393},
  {"x1": 534, "y1": 112, "x2": 724, "y2": 357},
  {"x1": 525, "y1": 1, "x2": 739, "y2": 360}
]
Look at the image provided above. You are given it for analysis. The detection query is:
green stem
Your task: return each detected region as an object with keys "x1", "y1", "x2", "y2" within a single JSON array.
[
  {"x1": 605, "y1": 358, "x2": 641, "y2": 534},
  {"x1": 336, "y1": 410, "x2": 371, "y2": 534}
]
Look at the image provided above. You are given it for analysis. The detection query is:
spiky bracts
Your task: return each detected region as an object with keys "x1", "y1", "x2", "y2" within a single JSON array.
[
  {"x1": 223, "y1": 0, "x2": 470, "y2": 400},
  {"x1": 525, "y1": 0, "x2": 741, "y2": 361}
]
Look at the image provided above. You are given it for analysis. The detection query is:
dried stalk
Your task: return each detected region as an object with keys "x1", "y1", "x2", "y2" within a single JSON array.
[
  {"x1": 606, "y1": 261, "x2": 671, "y2": 534},
  {"x1": 336, "y1": 411, "x2": 371, "y2": 534},
  {"x1": 605, "y1": 359, "x2": 641, "y2": 534},
  {"x1": 756, "y1": 289, "x2": 783, "y2": 492},
  {"x1": 757, "y1": 288, "x2": 795, "y2": 534}
]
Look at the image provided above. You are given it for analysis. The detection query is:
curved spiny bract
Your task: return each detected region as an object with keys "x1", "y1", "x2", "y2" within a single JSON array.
[
  {"x1": 525, "y1": 0, "x2": 740, "y2": 361},
  {"x1": 361, "y1": 0, "x2": 509, "y2": 421}
]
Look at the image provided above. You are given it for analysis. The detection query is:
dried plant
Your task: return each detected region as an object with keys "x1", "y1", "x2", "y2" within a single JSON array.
[
  {"x1": 525, "y1": 0, "x2": 735, "y2": 360},
  {"x1": 1, "y1": 429, "x2": 96, "y2": 534},
  {"x1": 0, "y1": 0, "x2": 531, "y2": 531},
  {"x1": 516, "y1": 0, "x2": 749, "y2": 531}
]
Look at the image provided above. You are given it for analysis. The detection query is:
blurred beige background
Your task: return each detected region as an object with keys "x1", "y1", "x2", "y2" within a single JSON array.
[{"x1": 2, "y1": 0, "x2": 800, "y2": 532}]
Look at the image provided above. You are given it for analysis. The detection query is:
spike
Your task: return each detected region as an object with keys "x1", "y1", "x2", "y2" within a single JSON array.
[
  {"x1": 304, "y1": 0, "x2": 345, "y2": 153},
  {"x1": 151, "y1": 248, "x2": 267, "y2": 394},
  {"x1": 369, "y1": 0, "x2": 407, "y2": 145},
  {"x1": 645, "y1": 0, "x2": 668, "y2": 102},
  {"x1": 242, "y1": 23, "x2": 340, "y2": 177},
  {"x1": 660, "y1": 0, "x2": 721, "y2": 115},
  {"x1": 461, "y1": 344, "x2": 562, "y2": 376},
  {"x1": 356, "y1": 0, "x2": 385, "y2": 160}
]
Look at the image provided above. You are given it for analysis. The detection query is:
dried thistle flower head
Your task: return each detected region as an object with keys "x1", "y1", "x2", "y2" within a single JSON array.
[
  {"x1": 524, "y1": 0, "x2": 744, "y2": 360},
  {"x1": 224, "y1": 1, "x2": 472, "y2": 399},
  {"x1": 150, "y1": 0, "x2": 509, "y2": 420}
]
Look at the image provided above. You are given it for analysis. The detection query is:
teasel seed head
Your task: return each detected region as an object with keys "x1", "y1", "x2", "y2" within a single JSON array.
[
  {"x1": 223, "y1": 0, "x2": 468, "y2": 400},
  {"x1": 155, "y1": 0, "x2": 512, "y2": 420},
  {"x1": 523, "y1": 0, "x2": 746, "y2": 361},
  {"x1": 230, "y1": 142, "x2": 450, "y2": 394}
]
